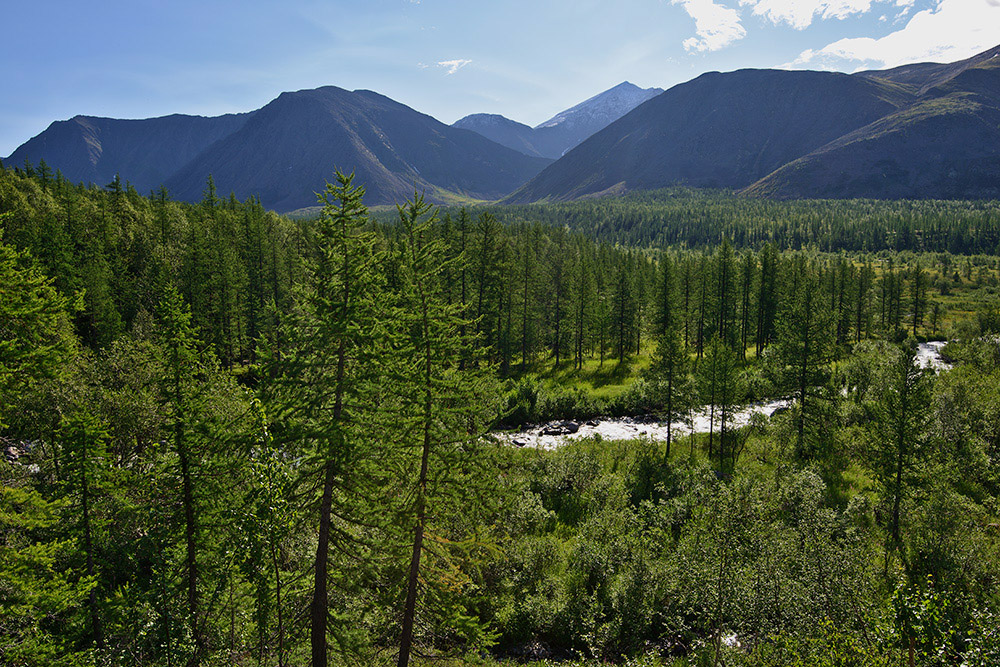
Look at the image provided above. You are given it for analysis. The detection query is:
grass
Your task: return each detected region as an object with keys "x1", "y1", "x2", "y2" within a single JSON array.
[{"x1": 507, "y1": 348, "x2": 654, "y2": 402}]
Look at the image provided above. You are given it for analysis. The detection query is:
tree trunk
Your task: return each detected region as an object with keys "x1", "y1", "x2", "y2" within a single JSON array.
[
  {"x1": 399, "y1": 294, "x2": 434, "y2": 667},
  {"x1": 311, "y1": 463, "x2": 335, "y2": 667},
  {"x1": 80, "y1": 444, "x2": 103, "y2": 649},
  {"x1": 178, "y1": 441, "x2": 201, "y2": 664},
  {"x1": 272, "y1": 542, "x2": 285, "y2": 667}
]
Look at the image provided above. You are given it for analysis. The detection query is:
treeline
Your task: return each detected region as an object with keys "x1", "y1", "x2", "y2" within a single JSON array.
[
  {"x1": 4, "y1": 165, "x2": 998, "y2": 382},
  {"x1": 448, "y1": 188, "x2": 1000, "y2": 255}
]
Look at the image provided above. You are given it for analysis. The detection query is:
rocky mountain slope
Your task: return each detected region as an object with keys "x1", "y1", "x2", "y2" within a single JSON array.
[{"x1": 4, "y1": 113, "x2": 251, "y2": 194}]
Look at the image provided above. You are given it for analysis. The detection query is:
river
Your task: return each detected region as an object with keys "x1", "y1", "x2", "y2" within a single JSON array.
[{"x1": 501, "y1": 341, "x2": 952, "y2": 449}]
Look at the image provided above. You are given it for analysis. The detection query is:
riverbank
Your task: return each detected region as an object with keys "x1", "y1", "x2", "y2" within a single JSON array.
[{"x1": 500, "y1": 341, "x2": 952, "y2": 449}]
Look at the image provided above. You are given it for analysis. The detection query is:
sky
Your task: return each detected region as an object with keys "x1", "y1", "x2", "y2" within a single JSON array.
[{"x1": 2, "y1": 0, "x2": 999, "y2": 157}]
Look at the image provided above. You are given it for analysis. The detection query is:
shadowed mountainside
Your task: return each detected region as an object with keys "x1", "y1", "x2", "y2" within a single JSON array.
[
  {"x1": 507, "y1": 45, "x2": 1000, "y2": 203},
  {"x1": 4, "y1": 113, "x2": 252, "y2": 194},
  {"x1": 164, "y1": 86, "x2": 551, "y2": 210}
]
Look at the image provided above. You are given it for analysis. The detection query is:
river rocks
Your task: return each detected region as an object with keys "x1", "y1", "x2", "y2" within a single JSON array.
[
  {"x1": 2, "y1": 437, "x2": 24, "y2": 465},
  {"x1": 540, "y1": 420, "x2": 579, "y2": 435}
]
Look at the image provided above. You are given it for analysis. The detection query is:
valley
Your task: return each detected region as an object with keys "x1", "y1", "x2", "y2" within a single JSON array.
[{"x1": 3, "y1": 40, "x2": 1000, "y2": 667}]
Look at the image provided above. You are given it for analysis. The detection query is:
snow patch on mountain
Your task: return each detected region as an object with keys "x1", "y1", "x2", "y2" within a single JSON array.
[{"x1": 534, "y1": 81, "x2": 664, "y2": 130}]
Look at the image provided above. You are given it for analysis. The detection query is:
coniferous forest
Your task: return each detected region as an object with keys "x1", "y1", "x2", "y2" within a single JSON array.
[{"x1": 2, "y1": 162, "x2": 1000, "y2": 666}]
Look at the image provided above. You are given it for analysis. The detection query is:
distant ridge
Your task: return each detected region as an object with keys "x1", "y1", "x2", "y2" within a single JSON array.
[
  {"x1": 4, "y1": 113, "x2": 252, "y2": 194},
  {"x1": 163, "y1": 86, "x2": 551, "y2": 210},
  {"x1": 505, "y1": 69, "x2": 911, "y2": 202},
  {"x1": 9, "y1": 46, "x2": 1000, "y2": 208},
  {"x1": 746, "y1": 45, "x2": 1000, "y2": 200},
  {"x1": 453, "y1": 82, "x2": 663, "y2": 159}
]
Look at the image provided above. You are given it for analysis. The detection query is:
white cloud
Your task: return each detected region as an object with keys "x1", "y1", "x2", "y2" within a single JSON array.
[
  {"x1": 790, "y1": 0, "x2": 1000, "y2": 70},
  {"x1": 739, "y1": 0, "x2": 880, "y2": 30},
  {"x1": 437, "y1": 59, "x2": 471, "y2": 75},
  {"x1": 672, "y1": 0, "x2": 747, "y2": 52}
]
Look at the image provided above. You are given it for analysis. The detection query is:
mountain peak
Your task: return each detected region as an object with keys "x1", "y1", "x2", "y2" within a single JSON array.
[
  {"x1": 534, "y1": 82, "x2": 663, "y2": 130},
  {"x1": 452, "y1": 82, "x2": 664, "y2": 159},
  {"x1": 454, "y1": 113, "x2": 530, "y2": 130}
]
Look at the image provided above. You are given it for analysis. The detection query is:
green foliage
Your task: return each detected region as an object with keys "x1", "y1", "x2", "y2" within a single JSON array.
[
  {"x1": 2, "y1": 164, "x2": 1000, "y2": 667},
  {"x1": 0, "y1": 232, "x2": 75, "y2": 429},
  {"x1": 0, "y1": 485, "x2": 94, "y2": 666}
]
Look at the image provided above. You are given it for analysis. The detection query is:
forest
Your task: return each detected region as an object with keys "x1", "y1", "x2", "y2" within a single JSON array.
[{"x1": 1, "y1": 161, "x2": 999, "y2": 667}]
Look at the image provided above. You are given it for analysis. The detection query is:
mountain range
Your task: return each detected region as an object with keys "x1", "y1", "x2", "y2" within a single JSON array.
[
  {"x1": 5, "y1": 45, "x2": 1000, "y2": 210},
  {"x1": 508, "y1": 45, "x2": 1000, "y2": 203},
  {"x1": 3, "y1": 81, "x2": 657, "y2": 212}
]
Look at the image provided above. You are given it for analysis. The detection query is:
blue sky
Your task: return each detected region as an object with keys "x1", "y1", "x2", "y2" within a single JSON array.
[{"x1": 2, "y1": 0, "x2": 998, "y2": 157}]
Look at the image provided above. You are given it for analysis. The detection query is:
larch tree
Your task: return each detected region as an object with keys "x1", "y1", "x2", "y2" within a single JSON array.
[
  {"x1": 158, "y1": 284, "x2": 209, "y2": 664},
  {"x1": 262, "y1": 172, "x2": 381, "y2": 667},
  {"x1": 649, "y1": 253, "x2": 688, "y2": 456},
  {"x1": 774, "y1": 258, "x2": 836, "y2": 459},
  {"x1": 864, "y1": 341, "x2": 932, "y2": 571},
  {"x1": 392, "y1": 194, "x2": 500, "y2": 667},
  {"x1": 58, "y1": 411, "x2": 112, "y2": 650}
]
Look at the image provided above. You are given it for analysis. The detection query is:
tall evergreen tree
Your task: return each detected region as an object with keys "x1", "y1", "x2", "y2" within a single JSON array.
[
  {"x1": 865, "y1": 342, "x2": 933, "y2": 569},
  {"x1": 649, "y1": 253, "x2": 688, "y2": 455}
]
